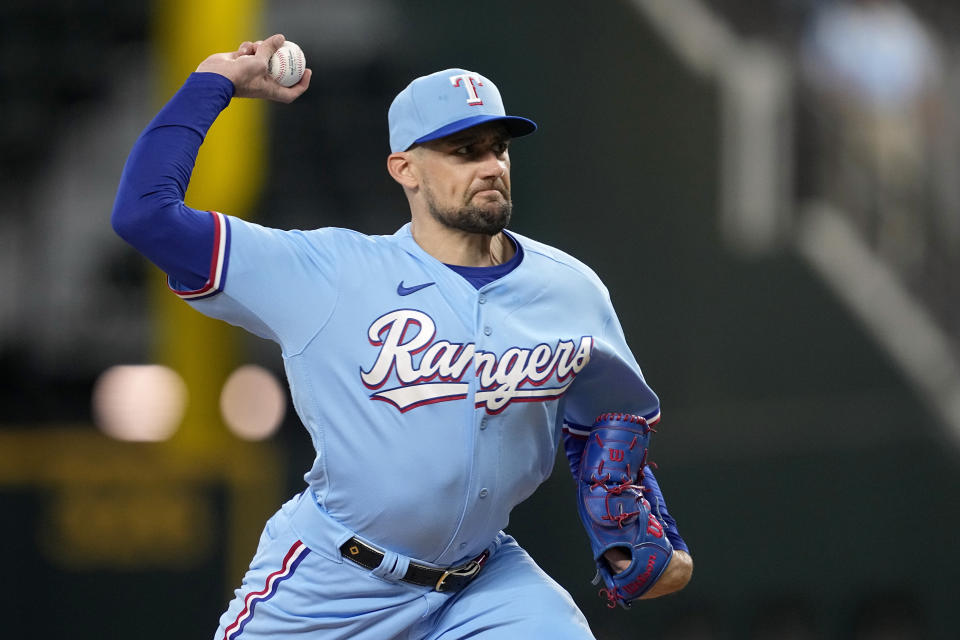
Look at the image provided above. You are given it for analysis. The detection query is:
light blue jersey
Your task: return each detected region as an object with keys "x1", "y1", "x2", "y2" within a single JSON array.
[{"x1": 179, "y1": 214, "x2": 660, "y2": 567}]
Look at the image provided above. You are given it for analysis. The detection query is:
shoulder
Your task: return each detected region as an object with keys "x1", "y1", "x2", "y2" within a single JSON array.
[
  {"x1": 294, "y1": 225, "x2": 379, "y2": 247},
  {"x1": 227, "y1": 217, "x2": 401, "y2": 256},
  {"x1": 296, "y1": 226, "x2": 412, "y2": 262},
  {"x1": 511, "y1": 230, "x2": 610, "y2": 296}
]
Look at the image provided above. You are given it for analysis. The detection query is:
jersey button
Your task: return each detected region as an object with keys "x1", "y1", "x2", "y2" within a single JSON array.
[
  {"x1": 459, "y1": 542, "x2": 467, "y2": 551},
  {"x1": 483, "y1": 326, "x2": 492, "y2": 336},
  {"x1": 479, "y1": 418, "x2": 488, "y2": 430},
  {"x1": 478, "y1": 294, "x2": 487, "y2": 304},
  {"x1": 479, "y1": 488, "x2": 489, "y2": 498}
]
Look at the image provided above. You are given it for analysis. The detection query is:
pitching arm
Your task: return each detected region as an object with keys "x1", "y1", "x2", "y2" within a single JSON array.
[
  {"x1": 111, "y1": 35, "x2": 310, "y2": 291},
  {"x1": 110, "y1": 72, "x2": 234, "y2": 290},
  {"x1": 112, "y1": 38, "x2": 339, "y2": 354}
]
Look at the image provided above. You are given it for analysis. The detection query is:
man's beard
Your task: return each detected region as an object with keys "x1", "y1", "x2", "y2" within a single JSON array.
[{"x1": 424, "y1": 185, "x2": 513, "y2": 236}]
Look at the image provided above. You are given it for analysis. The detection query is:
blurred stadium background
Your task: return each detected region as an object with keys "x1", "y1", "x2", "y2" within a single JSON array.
[{"x1": 2, "y1": 0, "x2": 959, "y2": 637}]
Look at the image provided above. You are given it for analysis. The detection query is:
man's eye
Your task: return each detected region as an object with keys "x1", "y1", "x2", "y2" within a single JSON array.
[{"x1": 455, "y1": 146, "x2": 472, "y2": 155}]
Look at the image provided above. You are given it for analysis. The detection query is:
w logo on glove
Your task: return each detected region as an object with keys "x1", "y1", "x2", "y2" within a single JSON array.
[{"x1": 647, "y1": 514, "x2": 664, "y2": 538}]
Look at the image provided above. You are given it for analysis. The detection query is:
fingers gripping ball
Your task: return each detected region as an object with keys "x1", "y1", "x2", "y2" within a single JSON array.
[
  {"x1": 577, "y1": 413, "x2": 673, "y2": 608},
  {"x1": 268, "y1": 41, "x2": 306, "y2": 87}
]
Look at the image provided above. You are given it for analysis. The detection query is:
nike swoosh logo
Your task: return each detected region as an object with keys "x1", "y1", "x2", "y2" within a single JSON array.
[{"x1": 397, "y1": 281, "x2": 436, "y2": 296}]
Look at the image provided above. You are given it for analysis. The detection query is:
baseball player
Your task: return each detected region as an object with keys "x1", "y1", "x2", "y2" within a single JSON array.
[{"x1": 112, "y1": 35, "x2": 692, "y2": 639}]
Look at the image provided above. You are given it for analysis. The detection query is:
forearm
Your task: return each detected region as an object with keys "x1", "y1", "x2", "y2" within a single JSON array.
[
  {"x1": 601, "y1": 545, "x2": 692, "y2": 596},
  {"x1": 640, "y1": 550, "x2": 693, "y2": 599},
  {"x1": 111, "y1": 73, "x2": 235, "y2": 287}
]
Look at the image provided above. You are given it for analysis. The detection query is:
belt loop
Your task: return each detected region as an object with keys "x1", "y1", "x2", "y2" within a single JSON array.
[
  {"x1": 492, "y1": 531, "x2": 505, "y2": 555},
  {"x1": 386, "y1": 554, "x2": 410, "y2": 581},
  {"x1": 370, "y1": 549, "x2": 400, "y2": 580}
]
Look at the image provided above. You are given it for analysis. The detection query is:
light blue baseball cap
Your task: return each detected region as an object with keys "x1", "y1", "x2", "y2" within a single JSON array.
[{"x1": 388, "y1": 68, "x2": 537, "y2": 152}]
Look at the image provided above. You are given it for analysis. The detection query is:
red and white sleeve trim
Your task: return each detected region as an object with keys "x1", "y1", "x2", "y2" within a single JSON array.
[
  {"x1": 562, "y1": 422, "x2": 591, "y2": 439},
  {"x1": 563, "y1": 408, "x2": 661, "y2": 439},
  {"x1": 170, "y1": 210, "x2": 229, "y2": 300}
]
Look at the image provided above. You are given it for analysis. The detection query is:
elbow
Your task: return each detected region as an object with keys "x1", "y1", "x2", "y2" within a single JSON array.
[
  {"x1": 111, "y1": 201, "x2": 136, "y2": 241},
  {"x1": 110, "y1": 186, "x2": 145, "y2": 242},
  {"x1": 111, "y1": 193, "x2": 175, "y2": 246}
]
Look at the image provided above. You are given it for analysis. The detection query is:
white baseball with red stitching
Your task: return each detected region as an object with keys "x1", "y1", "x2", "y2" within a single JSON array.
[{"x1": 267, "y1": 41, "x2": 306, "y2": 88}]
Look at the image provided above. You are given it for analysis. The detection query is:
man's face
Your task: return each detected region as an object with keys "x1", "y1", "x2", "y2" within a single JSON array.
[{"x1": 414, "y1": 122, "x2": 513, "y2": 236}]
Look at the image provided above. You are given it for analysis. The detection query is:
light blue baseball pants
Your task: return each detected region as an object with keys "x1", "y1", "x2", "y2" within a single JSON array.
[{"x1": 214, "y1": 490, "x2": 595, "y2": 640}]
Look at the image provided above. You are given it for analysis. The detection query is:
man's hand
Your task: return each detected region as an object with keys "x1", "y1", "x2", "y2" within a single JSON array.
[
  {"x1": 603, "y1": 548, "x2": 693, "y2": 599},
  {"x1": 603, "y1": 548, "x2": 632, "y2": 574},
  {"x1": 196, "y1": 34, "x2": 311, "y2": 104}
]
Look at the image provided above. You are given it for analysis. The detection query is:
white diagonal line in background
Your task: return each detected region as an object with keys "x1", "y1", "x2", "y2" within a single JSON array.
[{"x1": 798, "y1": 202, "x2": 960, "y2": 447}]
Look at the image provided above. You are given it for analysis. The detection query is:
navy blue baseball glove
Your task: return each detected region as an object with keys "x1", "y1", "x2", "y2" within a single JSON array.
[{"x1": 577, "y1": 413, "x2": 673, "y2": 608}]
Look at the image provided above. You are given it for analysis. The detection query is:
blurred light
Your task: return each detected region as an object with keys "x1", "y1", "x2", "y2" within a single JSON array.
[
  {"x1": 219, "y1": 365, "x2": 286, "y2": 441},
  {"x1": 92, "y1": 365, "x2": 187, "y2": 442}
]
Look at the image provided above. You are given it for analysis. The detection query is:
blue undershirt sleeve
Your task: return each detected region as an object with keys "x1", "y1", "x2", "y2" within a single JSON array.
[{"x1": 111, "y1": 72, "x2": 236, "y2": 290}]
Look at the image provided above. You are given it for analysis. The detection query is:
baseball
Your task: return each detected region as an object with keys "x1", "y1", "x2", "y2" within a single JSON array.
[{"x1": 267, "y1": 40, "x2": 306, "y2": 87}]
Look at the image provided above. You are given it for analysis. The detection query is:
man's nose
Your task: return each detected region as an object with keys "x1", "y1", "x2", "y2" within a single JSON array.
[{"x1": 477, "y1": 152, "x2": 508, "y2": 179}]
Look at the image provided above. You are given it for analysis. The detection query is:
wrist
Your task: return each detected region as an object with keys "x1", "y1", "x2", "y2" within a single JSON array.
[
  {"x1": 148, "y1": 73, "x2": 235, "y2": 138},
  {"x1": 188, "y1": 71, "x2": 236, "y2": 98}
]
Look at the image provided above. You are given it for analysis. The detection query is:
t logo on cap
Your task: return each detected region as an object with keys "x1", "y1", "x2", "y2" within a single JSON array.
[{"x1": 450, "y1": 74, "x2": 484, "y2": 106}]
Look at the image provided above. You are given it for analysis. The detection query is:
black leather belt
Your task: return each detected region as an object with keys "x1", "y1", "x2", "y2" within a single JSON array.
[{"x1": 339, "y1": 536, "x2": 489, "y2": 592}]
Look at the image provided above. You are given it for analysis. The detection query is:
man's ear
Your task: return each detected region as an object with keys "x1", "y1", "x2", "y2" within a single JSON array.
[{"x1": 387, "y1": 151, "x2": 419, "y2": 189}]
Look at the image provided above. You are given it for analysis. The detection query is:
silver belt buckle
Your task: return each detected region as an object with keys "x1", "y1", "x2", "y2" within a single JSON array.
[{"x1": 434, "y1": 559, "x2": 482, "y2": 592}]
